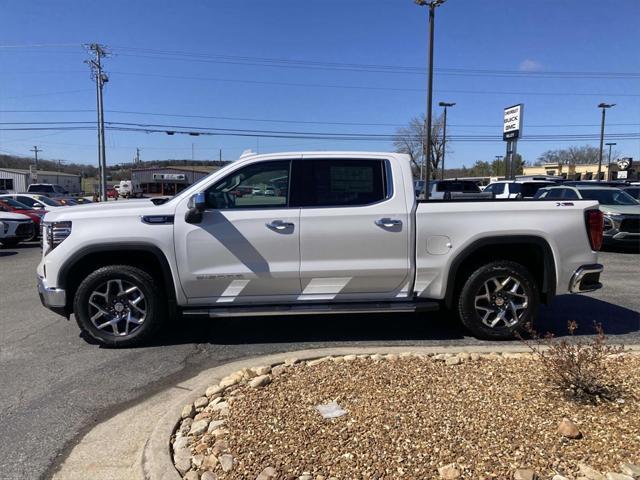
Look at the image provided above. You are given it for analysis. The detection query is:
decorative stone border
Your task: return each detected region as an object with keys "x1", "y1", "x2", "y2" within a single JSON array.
[{"x1": 168, "y1": 351, "x2": 640, "y2": 480}]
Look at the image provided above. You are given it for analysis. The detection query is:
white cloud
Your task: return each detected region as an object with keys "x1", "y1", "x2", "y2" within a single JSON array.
[{"x1": 519, "y1": 59, "x2": 544, "y2": 72}]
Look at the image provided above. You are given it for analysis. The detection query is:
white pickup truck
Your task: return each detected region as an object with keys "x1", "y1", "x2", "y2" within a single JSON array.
[{"x1": 37, "y1": 152, "x2": 605, "y2": 347}]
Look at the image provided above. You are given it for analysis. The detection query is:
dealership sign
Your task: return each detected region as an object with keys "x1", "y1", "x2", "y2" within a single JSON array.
[
  {"x1": 617, "y1": 157, "x2": 632, "y2": 171},
  {"x1": 503, "y1": 104, "x2": 524, "y2": 140},
  {"x1": 153, "y1": 173, "x2": 186, "y2": 181}
]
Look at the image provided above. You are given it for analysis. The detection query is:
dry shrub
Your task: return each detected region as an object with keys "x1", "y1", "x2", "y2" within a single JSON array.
[{"x1": 519, "y1": 321, "x2": 626, "y2": 404}]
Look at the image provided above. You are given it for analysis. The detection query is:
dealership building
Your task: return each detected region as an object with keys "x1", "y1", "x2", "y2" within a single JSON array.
[
  {"x1": 523, "y1": 159, "x2": 637, "y2": 181},
  {"x1": 0, "y1": 168, "x2": 82, "y2": 194},
  {"x1": 131, "y1": 165, "x2": 224, "y2": 196}
]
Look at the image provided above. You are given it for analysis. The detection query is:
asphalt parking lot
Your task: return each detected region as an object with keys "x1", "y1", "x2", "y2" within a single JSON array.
[{"x1": 0, "y1": 243, "x2": 639, "y2": 479}]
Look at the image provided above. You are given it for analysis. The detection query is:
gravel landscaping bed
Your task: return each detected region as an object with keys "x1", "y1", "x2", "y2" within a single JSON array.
[{"x1": 172, "y1": 352, "x2": 640, "y2": 480}]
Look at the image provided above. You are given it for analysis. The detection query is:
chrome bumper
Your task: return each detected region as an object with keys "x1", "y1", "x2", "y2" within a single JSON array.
[
  {"x1": 569, "y1": 264, "x2": 603, "y2": 293},
  {"x1": 37, "y1": 275, "x2": 66, "y2": 308}
]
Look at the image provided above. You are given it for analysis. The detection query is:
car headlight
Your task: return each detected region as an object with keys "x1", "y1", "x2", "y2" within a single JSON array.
[
  {"x1": 43, "y1": 221, "x2": 72, "y2": 254},
  {"x1": 603, "y1": 215, "x2": 614, "y2": 231},
  {"x1": 0, "y1": 221, "x2": 7, "y2": 234}
]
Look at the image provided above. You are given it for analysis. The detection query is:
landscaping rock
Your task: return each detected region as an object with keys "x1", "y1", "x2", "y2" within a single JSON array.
[
  {"x1": 194, "y1": 396, "x2": 209, "y2": 409},
  {"x1": 606, "y1": 474, "x2": 634, "y2": 480},
  {"x1": 558, "y1": 417, "x2": 582, "y2": 439},
  {"x1": 370, "y1": 354, "x2": 383, "y2": 362},
  {"x1": 205, "y1": 385, "x2": 225, "y2": 397},
  {"x1": 210, "y1": 401, "x2": 228, "y2": 411},
  {"x1": 579, "y1": 464, "x2": 606, "y2": 480},
  {"x1": 207, "y1": 419, "x2": 226, "y2": 433},
  {"x1": 552, "y1": 476, "x2": 570, "y2": 480},
  {"x1": 184, "y1": 471, "x2": 200, "y2": 480},
  {"x1": 192, "y1": 454, "x2": 205, "y2": 467},
  {"x1": 181, "y1": 403, "x2": 195, "y2": 419},
  {"x1": 201, "y1": 473, "x2": 217, "y2": 480},
  {"x1": 445, "y1": 356, "x2": 462, "y2": 366},
  {"x1": 470, "y1": 352, "x2": 481, "y2": 361},
  {"x1": 173, "y1": 436, "x2": 191, "y2": 450},
  {"x1": 307, "y1": 357, "x2": 330, "y2": 367},
  {"x1": 189, "y1": 419, "x2": 210, "y2": 436},
  {"x1": 284, "y1": 357, "x2": 299, "y2": 365},
  {"x1": 438, "y1": 463, "x2": 461, "y2": 479},
  {"x1": 513, "y1": 469, "x2": 536, "y2": 480},
  {"x1": 179, "y1": 417, "x2": 193, "y2": 435},
  {"x1": 343, "y1": 355, "x2": 357, "y2": 362},
  {"x1": 256, "y1": 466, "x2": 278, "y2": 480},
  {"x1": 271, "y1": 364, "x2": 287, "y2": 377},
  {"x1": 174, "y1": 456, "x2": 192, "y2": 475},
  {"x1": 620, "y1": 464, "x2": 640, "y2": 478},
  {"x1": 218, "y1": 454, "x2": 234, "y2": 472},
  {"x1": 252, "y1": 365, "x2": 271, "y2": 376},
  {"x1": 202, "y1": 454, "x2": 218, "y2": 470},
  {"x1": 249, "y1": 374, "x2": 272, "y2": 388}
]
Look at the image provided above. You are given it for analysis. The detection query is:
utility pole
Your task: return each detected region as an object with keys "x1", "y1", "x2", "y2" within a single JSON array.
[
  {"x1": 135, "y1": 147, "x2": 141, "y2": 165},
  {"x1": 416, "y1": 0, "x2": 446, "y2": 199},
  {"x1": 605, "y1": 142, "x2": 616, "y2": 181},
  {"x1": 85, "y1": 43, "x2": 110, "y2": 201},
  {"x1": 597, "y1": 102, "x2": 615, "y2": 182},
  {"x1": 191, "y1": 143, "x2": 195, "y2": 161},
  {"x1": 30, "y1": 146, "x2": 42, "y2": 171},
  {"x1": 219, "y1": 148, "x2": 222, "y2": 163},
  {"x1": 438, "y1": 101, "x2": 455, "y2": 180}
]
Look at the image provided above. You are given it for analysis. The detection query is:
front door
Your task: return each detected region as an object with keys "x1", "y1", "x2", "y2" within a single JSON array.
[
  {"x1": 292, "y1": 157, "x2": 411, "y2": 301},
  {"x1": 174, "y1": 159, "x2": 301, "y2": 303}
]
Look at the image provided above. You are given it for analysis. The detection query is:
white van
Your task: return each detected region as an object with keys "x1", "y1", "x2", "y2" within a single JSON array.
[{"x1": 118, "y1": 180, "x2": 143, "y2": 198}]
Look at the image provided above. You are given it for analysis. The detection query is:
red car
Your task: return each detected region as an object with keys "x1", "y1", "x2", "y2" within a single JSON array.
[
  {"x1": 0, "y1": 198, "x2": 46, "y2": 239},
  {"x1": 106, "y1": 186, "x2": 119, "y2": 199}
]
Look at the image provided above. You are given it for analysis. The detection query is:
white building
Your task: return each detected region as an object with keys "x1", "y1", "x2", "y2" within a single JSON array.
[{"x1": 0, "y1": 168, "x2": 82, "y2": 194}]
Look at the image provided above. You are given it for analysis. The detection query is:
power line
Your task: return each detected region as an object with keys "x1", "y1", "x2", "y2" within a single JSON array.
[
  {"x1": 1, "y1": 109, "x2": 638, "y2": 129},
  {"x1": 109, "y1": 70, "x2": 640, "y2": 97}
]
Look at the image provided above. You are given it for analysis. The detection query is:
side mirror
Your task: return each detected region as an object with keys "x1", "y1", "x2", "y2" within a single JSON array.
[{"x1": 185, "y1": 192, "x2": 206, "y2": 224}]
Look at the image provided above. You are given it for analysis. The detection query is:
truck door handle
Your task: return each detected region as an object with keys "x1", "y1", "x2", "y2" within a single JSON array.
[
  {"x1": 266, "y1": 220, "x2": 294, "y2": 230},
  {"x1": 375, "y1": 218, "x2": 402, "y2": 228}
]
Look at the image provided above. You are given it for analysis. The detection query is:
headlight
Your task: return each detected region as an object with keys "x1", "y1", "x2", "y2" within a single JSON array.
[
  {"x1": 43, "y1": 221, "x2": 72, "y2": 254},
  {"x1": 0, "y1": 221, "x2": 7, "y2": 234},
  {"x1": 603, "y1": 215, "x2": 614, "y2": 231}
]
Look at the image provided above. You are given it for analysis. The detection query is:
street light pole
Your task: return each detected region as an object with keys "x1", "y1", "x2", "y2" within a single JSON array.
[
  {"x1": 597, "y1": 102, "x2": 615, "y2": 182},
  {"x1": 416, "y1": 0, "x2": 446, "y2": 198},
  {"x1": 605, "y1": 142, "x2": 616, "y2": 181},
  {"x1": 438, "y1": 101, "x2": 455, "y2": 180}
]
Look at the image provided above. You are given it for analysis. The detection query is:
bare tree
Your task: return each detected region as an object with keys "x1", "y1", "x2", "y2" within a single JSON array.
[
  {"x1": 393, "y1": 113, "x2": 447, "y2": 179},
  {"x1": 536, "y1": 145, "x2": 618, "y2": 166}
]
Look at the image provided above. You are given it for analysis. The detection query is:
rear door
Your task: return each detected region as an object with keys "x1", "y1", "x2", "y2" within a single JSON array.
[{"x1": 292, "y1": 156, "x2": 410, "y2": 300}]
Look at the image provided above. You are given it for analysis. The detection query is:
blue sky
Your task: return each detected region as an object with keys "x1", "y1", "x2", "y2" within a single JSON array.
[{"x1": 0, "y1": 0, "x2": 638, "y2": 168}]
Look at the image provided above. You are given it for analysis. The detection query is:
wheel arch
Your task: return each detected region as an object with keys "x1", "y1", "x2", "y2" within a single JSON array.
[
  {"x1": 444, "y1": 235, "x2": 556, "y2": 309},
  {"x1": 57, "y1": 243, "x2": 177, "y2": 316}
]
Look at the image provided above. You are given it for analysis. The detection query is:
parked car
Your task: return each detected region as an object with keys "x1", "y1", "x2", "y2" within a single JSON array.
[
  {"x1": 0, "y1": 198, "x2": 45, "y2": 239},
  {"x1": 106, "y1": 186, "x2": 120, "y2": 199},
  {"x1": 27, "y1": 183, "x2": 68, "y2": 198},
  {"x1": 0, "y1": 211, "x2": 35, "y2": 247},
  {"x1": 264, "y1": 188, "x2": 276, "y2": 196},
  {"x1": 37, "y1": 151, "x2": 604, "y2": 347},
  {"x1": 483, "y1": 180, "x2": 556, "y2": 199},
  {"x1": 535, "y1": 185, "x2": 640, "y2": 247},
  {"x1": 423, "y1": 180, "x2": 487, "y2": 200},
  {"x1": 0, "y1": 194, "x2": 64, "y2": 210},
  {"x1": 251, "y1": 187, "x2": 263, "y2": 195},
  {"x1": 621, "y1": 186, "x2": 640, "y2": 200}
]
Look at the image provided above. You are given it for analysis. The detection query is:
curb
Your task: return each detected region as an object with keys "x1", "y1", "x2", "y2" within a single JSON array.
[{"x1": 142, "y1": 344, "x2": 632, "y2": 480}]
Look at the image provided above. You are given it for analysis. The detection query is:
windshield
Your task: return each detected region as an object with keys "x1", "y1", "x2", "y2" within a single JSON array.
[
  {"x1": 624, "y1": 187, "x2": 640, "y2": 199},
  {"x1": 578, "y1": 189, "x2": 639, "y2": 205},
  {"x1": 0, "y1": 198, "x2": 34, "y2": 210},
  {"x1": 35, "y1": 196, "x2": 62, "y2": 207}
]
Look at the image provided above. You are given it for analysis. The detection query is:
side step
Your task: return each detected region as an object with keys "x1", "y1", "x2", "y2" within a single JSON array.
[{"x1": 182, "y1": 300, "x2": 440, "y2": 318}]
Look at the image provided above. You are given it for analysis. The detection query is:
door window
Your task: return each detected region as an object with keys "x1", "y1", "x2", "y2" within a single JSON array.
[
  {"x1": 544, "y1": 189, "x2": 565, "y2": 200},
  {"x1": 291, "y1": 159, "x2": 387, "y2": 207},
  {"x1": 204, "y1": 160, "x2": 290, "y2": 209}
]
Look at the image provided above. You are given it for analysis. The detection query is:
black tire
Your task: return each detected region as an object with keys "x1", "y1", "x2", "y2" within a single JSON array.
[
  {"x1": 0, "y1": 239, "x2": 20, "y2": 248},
  {"x1": 457, "y1": 260, "x2": 539, "y2": 340},
  {"x1": 73, "y1": 265, "x2": 166, "y2": 347}
]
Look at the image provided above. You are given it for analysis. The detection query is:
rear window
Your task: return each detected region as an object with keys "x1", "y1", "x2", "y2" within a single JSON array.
[
  {"x1": 29, "y1": 185, "x2": 54, "y2": 193},
  {"x1": 291, "y1": 159, "x2": 387, "y2": 207}
]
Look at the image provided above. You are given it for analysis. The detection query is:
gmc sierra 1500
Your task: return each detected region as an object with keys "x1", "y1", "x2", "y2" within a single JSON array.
[{"x1": 37, "y1": 151, "x2": 604, "y2": 346}]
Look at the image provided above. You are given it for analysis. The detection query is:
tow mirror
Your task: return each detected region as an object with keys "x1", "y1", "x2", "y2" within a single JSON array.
[{"x1": 185, "y1": 192, "x2": 206, "y2": 224}]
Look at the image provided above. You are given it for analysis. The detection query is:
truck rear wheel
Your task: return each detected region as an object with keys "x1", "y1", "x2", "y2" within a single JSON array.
[
  {"x1": 73, "y1": 265, "x2": 166, "y2": 347},
  {"x1": 457, "y1": 260, "x2": 539, "y2": 340}
]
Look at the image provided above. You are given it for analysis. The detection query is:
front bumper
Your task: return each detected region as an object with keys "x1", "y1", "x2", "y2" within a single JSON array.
[
  {"x1": 37, "y1": 275, "x2": 67, "y2": 311},
  {"x1": 569, "y1": 264, "x2": 603, "y2": 293}
]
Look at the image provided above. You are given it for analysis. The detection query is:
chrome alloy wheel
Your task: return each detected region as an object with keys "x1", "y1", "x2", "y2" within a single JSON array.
[
  {"x1": 87, "y1": 279, "x2": 147, "y2": 336},
  {"x1": 473, "y1": 275, "x2": 529, "y2": 328}
]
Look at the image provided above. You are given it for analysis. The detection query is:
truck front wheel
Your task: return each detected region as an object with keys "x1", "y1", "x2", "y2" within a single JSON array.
[
  {"x1": 73, "y1": 265, "x2": 166, "y2": 347},
  {"x1": 457, "y1": 260, "x2": 539, "y2": 340}
]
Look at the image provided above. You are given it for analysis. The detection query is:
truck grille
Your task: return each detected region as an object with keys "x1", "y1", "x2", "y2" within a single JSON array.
[
  {"x1": 620, "y1": 217, "x2": 640, "y2": 233},
  {"x1": 15, "y1": 222, "x2": 34, "y2": 238}
]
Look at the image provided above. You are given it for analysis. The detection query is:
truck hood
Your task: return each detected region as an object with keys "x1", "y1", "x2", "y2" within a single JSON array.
[
  {"x1": 43, "y1": 198, "x2": 174, "y2": 222},
  {"x1": 600, "y1": 204, "x2": 640, "y2": 216},
  {"x1": 0, "y1": 211, "x2": 32, "y2": 221}
]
